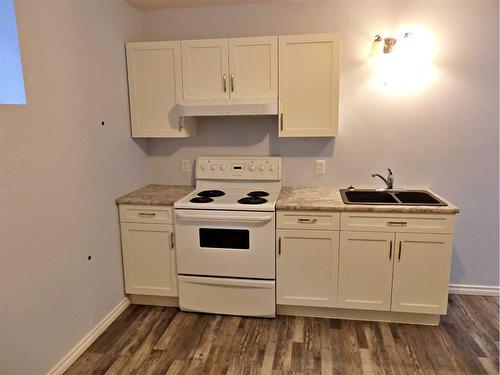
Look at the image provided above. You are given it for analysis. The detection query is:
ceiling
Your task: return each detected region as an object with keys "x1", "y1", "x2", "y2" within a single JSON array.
[{"x1": 123, "y1": 0, "x2": 289, "y2": 10}]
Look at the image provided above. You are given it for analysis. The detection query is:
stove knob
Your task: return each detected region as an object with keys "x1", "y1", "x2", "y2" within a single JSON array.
[
  {"x1": 210, "y1": 164, "x2": 217, "y2": 171},
  {"x1": 249, "y1": 165, "x2": 256, "y2": 171},
  {"x1": 220, "y1": 165, "x2": 226, "y2": 171},
  {"x1": 259, "y1": 165, "x2": 266, "y2": 171}
]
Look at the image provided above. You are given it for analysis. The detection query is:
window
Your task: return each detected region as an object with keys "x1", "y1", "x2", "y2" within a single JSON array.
[{"x1": 0, "y1": 0, "x2": 26, "y2": 104}]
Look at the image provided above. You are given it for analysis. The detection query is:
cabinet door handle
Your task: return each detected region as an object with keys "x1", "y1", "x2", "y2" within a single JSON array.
[
  {"x1": 230, "y1": 73, "x2": 235, "y2": 92},
  {"x1": 278, "y1": 237, "x2": 282, "y2": 255},
  {"x1": 387, "y1": 221, "x2": 408, "y2": 227},
  {"x1": 138, "y1": 212, "x2": 156, "y2": 217},
  {"x1": 398, "y1": 241, "x2": 402, "y2": 261},
  {"x1": 297, "y1": 218, "x2": 317, "y2": 224},
  {"x1": 170, "y1": 232, "x2": 175, "y2": 250},
  {"x1": 389, "y1": 240, "x2": 393, "y2": 260},
  {"x1": 223, "y1": 74, "x2": 227, "y2": 93},
  {"x1": 178, "y1": 116, "x2": 183, "y2": 131},
  {"x1": 280, "y1": 113, "x2": 284, "y2": 131}
]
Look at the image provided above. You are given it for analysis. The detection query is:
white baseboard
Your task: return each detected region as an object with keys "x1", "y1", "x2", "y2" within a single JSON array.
[
  {"x1": 449, "y1": 284, "x2": 500, "y2": 296},
  {"x1": 47, "y1": 297, "x2": 130, "y2": 375}
]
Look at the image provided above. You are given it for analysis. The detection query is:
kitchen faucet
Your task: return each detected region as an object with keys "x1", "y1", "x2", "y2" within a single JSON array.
[{"x1": 371, "y1": 169, "x2": 394, "y2": 189}]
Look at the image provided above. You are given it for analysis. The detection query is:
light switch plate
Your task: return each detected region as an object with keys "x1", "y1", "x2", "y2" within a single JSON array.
[
  {"x1": 315, "y1": 160, "x2": 325, "y2": 175},
  {"x1": 181, "y1": 160, "x2": 190, "y2": 173}
]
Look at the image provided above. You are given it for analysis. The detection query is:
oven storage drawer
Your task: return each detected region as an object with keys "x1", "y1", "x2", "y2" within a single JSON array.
[
  {"x1": 277, "y1": 210, "x2": 340, "y2": 230},
  {"x1": 178, "y1": 276, "x2": 276, "y2": 318},
  {"x1": 119, "y1": 205, "x2": 172, "y2": 224}
]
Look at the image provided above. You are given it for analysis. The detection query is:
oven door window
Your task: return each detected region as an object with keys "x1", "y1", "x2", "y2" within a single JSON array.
[{"x1": 199, "y1": 228, "x2": 250, "y2": 250}]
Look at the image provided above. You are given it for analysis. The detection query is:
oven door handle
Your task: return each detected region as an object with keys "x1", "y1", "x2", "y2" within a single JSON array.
[{"x1": 175, "y1": 212, "x2": 273, "y2": 223}]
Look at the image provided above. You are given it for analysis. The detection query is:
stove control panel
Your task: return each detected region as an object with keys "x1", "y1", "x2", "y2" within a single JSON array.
[{"x1": 196, "y1": 156, "x2": 281, "y2": 180}]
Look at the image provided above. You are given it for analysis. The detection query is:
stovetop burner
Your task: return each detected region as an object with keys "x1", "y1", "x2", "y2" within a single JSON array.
[
  {"x1": 197, "y1": 190, "x2": 225, "y2": 198},
  {"x1": 247, "y1": 191, "x2": 270, "y2": 197},
  {"x1": 238, "y1": 196, "x2": 268, "y2": 205},
  {"x1": 190, "y1": 196, "x2": 214, "y2": 203}
]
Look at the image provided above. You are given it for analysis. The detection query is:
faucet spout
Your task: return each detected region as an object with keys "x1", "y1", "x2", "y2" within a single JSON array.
[{"x1": 371, "y1": 169, "x2": 394, "y2": 189}]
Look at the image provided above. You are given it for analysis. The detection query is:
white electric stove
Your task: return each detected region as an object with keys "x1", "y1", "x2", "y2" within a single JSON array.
[{"x1": 174, "y1": 156, "x2": 282, "y2": 318}]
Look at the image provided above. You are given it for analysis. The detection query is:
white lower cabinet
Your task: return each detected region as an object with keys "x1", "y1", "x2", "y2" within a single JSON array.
[
  {"x1": 277, "y1": 229, "x2": 339, "y2": 307},
  {"x1": 277, "y1": 210, "x2": 455, "y2": 322},
  {"x1": 338, "y1": 231, "x2": 394, "y2": 311},
  {"x1": 120, "y1": 222, "x2": 178, "y2": 297},
  {"x1": 338, "y1": 230, "x2": 453, "y2": 314},
  {"x1": 391, "y1": 233, "x2": 453, "y2": 314}
]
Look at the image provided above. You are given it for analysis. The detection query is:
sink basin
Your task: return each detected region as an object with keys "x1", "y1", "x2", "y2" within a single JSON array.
[
  {"x1": 344, "y1": 190, "x2": 398, "y2": 203},
  {"x1": 340, "y1": 189, "x2": 447, "y2": 206}
]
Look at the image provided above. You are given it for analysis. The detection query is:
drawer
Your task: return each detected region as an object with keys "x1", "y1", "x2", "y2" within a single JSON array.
[
  {"x1": 277, "y1": 211, "x2": 340, "y2": 230},
  {"x1": 119, "y1": 205, "x2": 172, "y2": 224},
  {"x1": 340, "y1": 212, "x2": 455, "y2": 234}
]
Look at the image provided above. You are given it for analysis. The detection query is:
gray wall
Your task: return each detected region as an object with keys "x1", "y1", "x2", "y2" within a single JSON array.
[
  {"x1": 141, "y1": 0, "x2": 499, "y2": 287},
  {"x1": 0, "y1": 1, "x2": 147, "y2": 373}
]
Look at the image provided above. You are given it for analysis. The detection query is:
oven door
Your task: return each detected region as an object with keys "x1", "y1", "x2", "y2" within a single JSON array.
[{"x1": 175, "y1": 209, "x2": 275, "y2": 279}]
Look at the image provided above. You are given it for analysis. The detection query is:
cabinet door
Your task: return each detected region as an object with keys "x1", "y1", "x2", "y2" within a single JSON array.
[
  {"x1": 278, "y1": 33, "x2": 340, "y2": 137},
  {"x1": 339, "y1": 231, "x2": 394, "y2": 311},
  {"x1": 277, "y1": 230, "x2": 339, "y2": 307},
  {"x1": 126, "y1": 42, "x2": 194, "y2": 138},
  {"x1": 120, "y1": 223, "x2": 177, "y2": 297},
  {"x1": 181, "y1": 39, "x2": 229, "y2": 101},
  {"x1": 228, "y1": 36, "x2": 277, "y2": 100},
  {"x1": 391, "y1": 233, "x2": 453, "y2": 314}
]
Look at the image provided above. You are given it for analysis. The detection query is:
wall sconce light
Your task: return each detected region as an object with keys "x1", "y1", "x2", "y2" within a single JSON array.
[
  {"x1": 383, "y1": 37, "x2": 397, "y2": 53},
  {"x1": 370, "y1": 33, "x2": 412, "y2": 56},
  {"x1": 369, "y1": 29, "x2": 436, "y2": 94}
]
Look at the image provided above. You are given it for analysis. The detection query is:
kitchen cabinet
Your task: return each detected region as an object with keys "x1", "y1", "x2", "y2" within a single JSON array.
[
  {"x1": 181, "y1": 39, "x2": 230, "y2": 101},
  {"x1": 391, "y1": 233, "x2": 453, "y2": 314},
  {"x1": 126, "y1": 41, "x2": 195, "y2": 138},
  {"x1": 277, "y1": 209, "x2": 455, "y2": 323},
  {"x1": 119, "y1": 205, "x2": 177, "y2": 297},
  {"x1": 276, "y1": 211, "x2": 340, "y2": 308},
  {"x1": 277, "y1": 229, "x2": 339, "y2": 307},
  {"x1": 278, "y1": 33, "x2": 340, "y2": 137},
  {"x1": 338, "y1": 231, "x2": 395, "y2": 311},
  {"x1": 181, "y1": 36, "x2": 278, "y2": 102},
  {"x1": 338, "y1": 217, "x2": 454, "y2": 314},
  {"x1": 228, "y1": 36, "x2": 277, "y2": 100}
]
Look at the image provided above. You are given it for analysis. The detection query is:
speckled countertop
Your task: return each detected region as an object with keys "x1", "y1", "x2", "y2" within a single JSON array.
[
  {"x1": 116, "y1": 184, "x2": 459, "y2": 214},
  {"x1": 277, "y1": 186, "x2": 460, "y2": 214},
  {"x1": 116, "y1": 184, "x2": 193, "y2": 206}
]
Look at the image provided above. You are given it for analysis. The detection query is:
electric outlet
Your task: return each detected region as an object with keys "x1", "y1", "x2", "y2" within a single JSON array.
[
  {"x1": 181, "y1": 160, "x2": 190, "y2": 173},
  {"x1": 315, "y1": 160, "x2": 325, "y2": 175}
]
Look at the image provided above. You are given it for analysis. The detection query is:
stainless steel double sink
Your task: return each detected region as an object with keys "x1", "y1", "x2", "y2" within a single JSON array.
[{"x1": 340, "y1": 189, "x2": 447, "y2": 206}]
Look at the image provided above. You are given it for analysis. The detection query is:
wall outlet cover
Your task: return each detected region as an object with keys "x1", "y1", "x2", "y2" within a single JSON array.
[
  {"x1": 181, "y1": 160, "x2": 190, "y2": 172},
  {"x1": 315, "y1": 160, "x2": 325, "y2": 175}
]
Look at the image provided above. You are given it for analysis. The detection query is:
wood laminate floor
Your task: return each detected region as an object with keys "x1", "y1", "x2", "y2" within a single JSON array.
[{"x1": 66, "y1": 295, "x2": 499, "y2": 375}]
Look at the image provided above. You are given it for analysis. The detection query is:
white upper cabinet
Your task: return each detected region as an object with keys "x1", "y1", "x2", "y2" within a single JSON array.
[
  {"x1": 126, "y1": 41, "x2": 195, "y2": 138},
  {"x1": 181, "y1": 37, "x2": 278, "y2": 103},
  {"x1": 279, "y1": 33, "x2": 341, "y2": 137},
  {"x1": 228, "y1": 36, "x2": 278, "y2": 100},
  {"x1": 181, "y1": 39, "x2": 230, "y2": 102}
]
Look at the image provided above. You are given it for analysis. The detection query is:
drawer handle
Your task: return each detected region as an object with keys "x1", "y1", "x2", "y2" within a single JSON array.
[
  {"x1": 138, "y1": 213, "x2": 156, "y2": 217},
  {"x1": 387, "y1": 221, "x2": 407, "y2": 226},
  {"x1": 297, "y1": 218, "x2": 317, "y2": 224}
]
